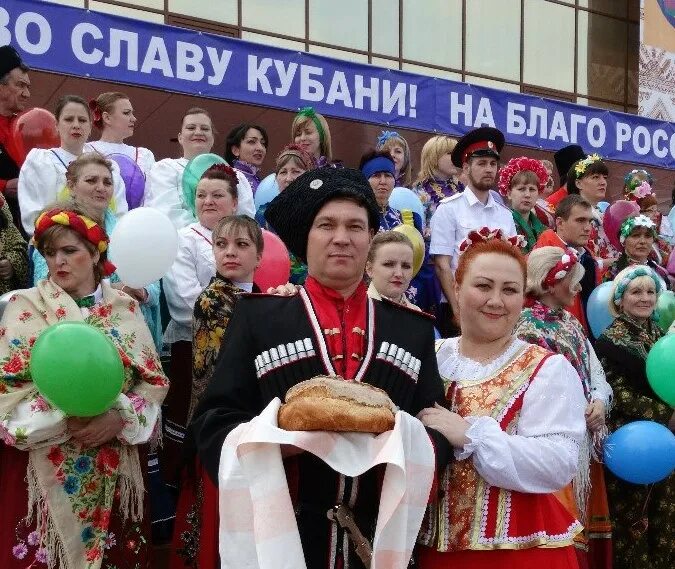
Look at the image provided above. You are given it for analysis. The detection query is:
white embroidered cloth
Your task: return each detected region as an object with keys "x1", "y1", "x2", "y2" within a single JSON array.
[{"x1": 218, "y1": 399, "x2": 435, "y2": 569}]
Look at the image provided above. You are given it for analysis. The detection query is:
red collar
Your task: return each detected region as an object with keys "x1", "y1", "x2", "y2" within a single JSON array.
[{"x1": 304, "y1": 276, "x2": 367, "y2": 307}]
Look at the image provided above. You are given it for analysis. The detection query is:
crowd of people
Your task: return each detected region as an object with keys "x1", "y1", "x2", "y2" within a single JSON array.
[{"x1": 0, "y1": 44, "x2": 673, "y2": 569}]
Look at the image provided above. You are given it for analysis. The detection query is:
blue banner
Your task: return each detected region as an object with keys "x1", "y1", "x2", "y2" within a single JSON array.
[{"x1": 2, "y1": 0, "x2": 674, "y2": 168}]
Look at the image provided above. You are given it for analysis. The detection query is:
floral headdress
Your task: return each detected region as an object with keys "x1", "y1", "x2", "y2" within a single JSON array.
[
  {"x1": 619, "y1": 214, "x2": 657, "y2": 244},
  {"x1": 376, "y1": 130, "x2": 402, "y2": 149},
  {"x1": 623, "y1": 169, "x2": 654, "y2": 190},
  {"x1": 543, "y1": 248, "x2": 579, "y2": 289},
  {"x1": 458, "y1": 226, "x2": 526, "y2": 254},
  {"x1": 34, "y1": 208, "x2": 116, "y2": 276},
  {"x1": 624, "y1": 179, "x2": 654, "y2": 202},
  {"x1": 612, "y1": 266, "x2": 662, "y2": 306},
  {"x1": 497, "y1": 156, "x2": 549, "y2": 196},
  {"x1": 202, "y1": 163, "x2": 238, "y2": 180},
  {"x1": 574, "y1": 153, "x2": 603, "y2": 179}
]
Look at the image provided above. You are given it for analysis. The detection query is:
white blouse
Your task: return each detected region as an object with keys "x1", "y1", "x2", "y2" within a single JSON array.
[
  {"x1": 436, "y1": 337, "x2": 587, "y2": 493},
  {"x1": 18, "y1": 146, "x2": 128, "y2": 235},
  {"x1": 162, "y1": 222, "x2": 215, "y2": 344},
  {"x1": 145, "y1": 156, "x2": 256, "y2": 229}
]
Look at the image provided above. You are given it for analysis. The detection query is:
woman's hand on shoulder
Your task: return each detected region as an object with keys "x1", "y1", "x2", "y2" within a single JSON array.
[{"x1": 417, "y1": 403, "x2": 470, "y2": 448}]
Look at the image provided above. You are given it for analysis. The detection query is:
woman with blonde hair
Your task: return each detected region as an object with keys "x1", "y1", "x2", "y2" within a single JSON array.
[
  {"x1": 515, "y1": 246, "x2": 613, "y2": 568},
  {"x1": 366, "y1": 230, "x2": 420, "y2": 311},
  {"x1": 290, "y1": 107, "x2": 337, "y2": 167},
  {"x1": 413, "y1": 135, "x2": 463, "y2": 233},
  {"x1": 376, "y1": 130, "x2": 412, "y2": 187}
]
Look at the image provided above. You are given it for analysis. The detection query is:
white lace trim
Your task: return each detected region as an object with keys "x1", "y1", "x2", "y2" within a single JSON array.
[{"x1": 437, "y1": 337, "x2": 528, "y2": 385}]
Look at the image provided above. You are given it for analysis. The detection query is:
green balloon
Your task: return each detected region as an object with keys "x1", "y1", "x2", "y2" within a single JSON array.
[
  {"x1": 30, "y1": 322, "x2": 125, "y2": 417},
  {"x1": 646, "y1": 334, "x2": 675, "y2": 407},
  {"x1": 181, "y1": 153, "x2": 227, "y2": 215},
  {"x1": 656, "y1": 290, "x2": 675, "y2": 332}
]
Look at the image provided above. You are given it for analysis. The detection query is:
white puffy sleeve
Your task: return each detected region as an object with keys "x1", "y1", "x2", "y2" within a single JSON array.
[
  {"x1": 109, "y1": 159, "x2": 129, "y2": 217},
  {"x1": 137, "y1": 147, "x2": 156, "y2": 177},
  {"x1": 587, "y1": 339, "x2": 612, "y2": 407},
  {"x1": 235, "y1": 171, "x2": 255, "y2": 218},
  {"x1": 162, "y1": 229, "x2": 203, "y2": 327},
  {"x1": 457, "y1": 354, "x2": 587, "y2": 493},
  {"x1": 18, "y1": 148, "x2": 61, "y2": 235},
  {"x1": 146, "y1": 159, "x2": 195, "y2": 229}
]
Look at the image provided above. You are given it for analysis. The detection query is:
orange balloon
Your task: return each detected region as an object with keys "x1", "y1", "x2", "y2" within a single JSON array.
[{"x1": 12, "y1": 108, "x2": 60, "y2": 160}]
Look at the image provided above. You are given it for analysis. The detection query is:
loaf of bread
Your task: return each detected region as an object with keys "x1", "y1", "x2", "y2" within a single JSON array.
[{"x1": 277, "y1": 376, "x2": 397, "y2": 434}]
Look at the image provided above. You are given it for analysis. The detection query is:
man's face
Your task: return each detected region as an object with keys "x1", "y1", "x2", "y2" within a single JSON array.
[
  {"x1": 556, "y1": 205, "x2": 593, "y2": 247},
  {"x1": 0, "y1": 68, "x2": 30, "y2": 114},
  {"x1": 464, "y1": 156, "x2": 498, "y2": 192},
  {"x1": 306, "y1": 198, "x2": 373, "y2": 290}
]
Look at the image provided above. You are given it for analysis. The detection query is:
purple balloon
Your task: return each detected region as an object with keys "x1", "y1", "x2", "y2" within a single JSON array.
[{"x1": 109, "y1": 153, "x2": 145, "y2": 210}]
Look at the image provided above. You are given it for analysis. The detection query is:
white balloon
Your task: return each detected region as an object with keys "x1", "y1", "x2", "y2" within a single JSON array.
[{"x1": 109, "y1": 208, "x2": 178, "y2": 288}]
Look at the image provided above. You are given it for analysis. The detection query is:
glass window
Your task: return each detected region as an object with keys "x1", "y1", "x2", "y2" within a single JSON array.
[
  {"x1": 309, "y1": 0, "x2": 368, "y2": 51},
  {"x1": 402, "y1": 63, "x2": 462, "y2": 81},
  {"x1": 242, "y1": 0, "x2": 305, "y2": 40},
  {"x1": 465, "y1": 75, "x2": 521, "y2": 93},
  {"x1": 169, "y1": 0, "x2": 237, "y2": 25},
  {"x1": 308, "y1": 45, "x2": 368, "y2": 63},
  {"x1": 523, "y1": 0, "x2": 575, "y2": 92},
  {"x1": 241, "y1": 32, "x2": 306, "y2": 51},
  {"x1": 577, "y1": 10, "x2": 627, "y2": 102},
  {"x1": 372, "y1": 56, "x2": 399, "y2": 70},
  {"x1": 402, "y1": 0, "x2": 461, "y2": 69},
  {"x1": 466, "y1": 0, "x2": 520, "y2": 82},
  {"x1": 578, "y1": 0, "x2": 628, "y2": 18},
  {"x1": 100, "y1": 0, "x2": 164, "y2": 9},
  {"x1": 90, "y1": 1, "x2": 164, "y2": 23},
  {"x1": 372, "y1": 0, "x2": 399, "y2": 57}
]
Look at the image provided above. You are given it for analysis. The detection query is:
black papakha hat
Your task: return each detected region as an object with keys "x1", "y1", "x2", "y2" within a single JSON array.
[
  {"x1": 554, "y1": 144, "x2": 586, "y2": 183},
  {"x1": 264, "y1": 167, "x2": 380, "y2": 263},
  {"x1": 0, "y1": 45, "x2": 26, "y2": 78},
  {"x1": 451, "y1": 126, "x2": 505, "y2": 167}
]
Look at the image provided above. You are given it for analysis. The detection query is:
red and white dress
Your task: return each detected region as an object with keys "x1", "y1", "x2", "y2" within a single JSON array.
[{"x1": 417, "y1": 338, "x2": 587, "y2": 569}]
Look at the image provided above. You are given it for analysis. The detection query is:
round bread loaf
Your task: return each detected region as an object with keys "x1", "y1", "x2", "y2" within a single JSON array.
[{"x1": 277, "y1": 376, "x2": 397, "y2": 434}]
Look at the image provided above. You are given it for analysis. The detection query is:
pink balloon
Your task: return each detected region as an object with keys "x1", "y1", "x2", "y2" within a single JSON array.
[
  {"x1": 603, "y1": 200, "x2": 640, "y2": 250},
  {"x1": 254, "y1": 230, "x2": 291, "y2": 292}
]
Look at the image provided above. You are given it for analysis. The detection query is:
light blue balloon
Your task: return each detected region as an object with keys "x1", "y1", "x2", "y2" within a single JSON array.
[
  {"x1": 389, "y1": 187, "x2": 424, "y2": 222},
  {"x1": 597, "y1": 201, "x2": 610, "y2": 213},
  {"x1": 604, "y1": 421, "x2": 675, "y2": 484},
  {"x1": 434, "y1": 327, "x2": 442, "y2": 340},
  {"x1": 254, "y1": 174, "x2": 279, "y2": 209},
  {"x1": 587, "y1": 281, "x2": 615, "y2": 337}
]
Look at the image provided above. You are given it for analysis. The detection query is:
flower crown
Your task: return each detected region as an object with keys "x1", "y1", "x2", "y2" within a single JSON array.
[
  {"x1": 497, "y1": 157, "x2": 549, "y2": 196},
  {"x1": 574, "y1": 154, "x2": 603, "y2": 179},
  {"x1": 543, "y1": 248, "x2": 579, "y2": 289},
  {"x1": 458, "y1": 227, "x2": 526, "y2": 254},
  {"x1": 624, "y1": 180, "x2": 653, "y2": 202},
  {"x1": 203, "y1": 163, "x2": 238, "y2": 179},
  {"x1": 613, "y1": 266, "x2": 662, "y2": 306},
  {"x1": 376, "y1": 130, "x2": 401, "y2": 149},
  {"x1": 623, "y1": 169, "x2": 654, "y2": 191},
  {"x1": 619, "y1": 214, "x2": 657, "y2": 244}
]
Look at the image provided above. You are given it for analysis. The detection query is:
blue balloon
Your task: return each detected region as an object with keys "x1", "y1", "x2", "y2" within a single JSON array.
[
  {"x1": 389, "y1": 187, "x2": 425, "y2": 225},
  {"x1": 587, "y1": 281, "x2": 615, "y2": 338},
  {"x1": 597, "y1": 201, "x2": 610, "y2": 213},
  {"x1": 434, "y1": 327, "x2": 441, "y2": 340},
  {"x1": 254, "y1": 174, "x2": 279, "y2": 209},
  {"x1": 604, "y1": 421, "x2": 675, "y2": 484}
]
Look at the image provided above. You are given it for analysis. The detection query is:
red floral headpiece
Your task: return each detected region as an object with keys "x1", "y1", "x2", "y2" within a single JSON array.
[
  {"x1": 88, "y1": 98, "x2": 103, "y2": 128},
  {"x1": 202, "y1": 163, "x2": 238, "y2": 180},
  {"x1": 543, "y1": 248, "x2": 579, "y2": 289},
  {"x1": 497, "y1": 157, "x2": 549, "y2": 196},
  {"x1": 34, "y1": 208, "x2": 116, "y2": 277},
  {"x1": 458, "y1": 227, "x2": 526, "y2": 254}
]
